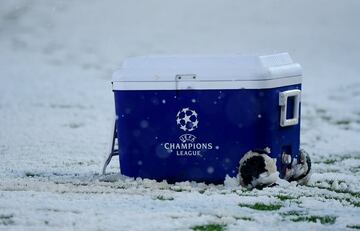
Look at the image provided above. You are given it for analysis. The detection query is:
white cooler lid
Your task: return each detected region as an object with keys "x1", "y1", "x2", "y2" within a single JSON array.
[{"x1": 112, "y1": 53, "x2": 302, "y2": 90}]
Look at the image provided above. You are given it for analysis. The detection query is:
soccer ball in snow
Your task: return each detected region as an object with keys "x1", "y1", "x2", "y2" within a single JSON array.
[
  {"x1": 238, "y1": 148, "x2": 279, "y2": 189},
  {"x1": 284, "y1": 149, "x2": 312, "y2": 185},
  {"x1": 176, "y1": 108, "x2": 199, "y2": 132}
]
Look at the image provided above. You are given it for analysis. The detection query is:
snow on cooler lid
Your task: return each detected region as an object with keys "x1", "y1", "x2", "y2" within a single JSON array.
[{"x1": 112, "y1": 53, "x2": 302, "y2": 90}]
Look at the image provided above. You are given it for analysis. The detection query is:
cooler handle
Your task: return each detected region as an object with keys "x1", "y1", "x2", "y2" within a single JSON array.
[{"x1": 279, "y1": 89, "x2": 301, "y2": 127}]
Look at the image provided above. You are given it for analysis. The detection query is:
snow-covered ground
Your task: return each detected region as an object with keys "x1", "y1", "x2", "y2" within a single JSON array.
[{"x1": 1, "y1": 0, "x2": 360, "y2": 230}]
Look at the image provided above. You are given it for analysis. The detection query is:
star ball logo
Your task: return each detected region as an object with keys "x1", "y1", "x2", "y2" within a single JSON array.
[{"x1": 176, "y1": 108, "x2": 199, "y2": 132}]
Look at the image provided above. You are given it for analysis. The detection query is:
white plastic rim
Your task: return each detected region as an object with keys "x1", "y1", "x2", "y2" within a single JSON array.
[
  {"x1": 113, "y1": 53, "x2": 303, "y2": 83},
  {"x1": 279, "y1": 89, "x2": 301, "y2": 127},
  {"x1": 112, "y1": 76, "x2": 302, "y2": 91}
]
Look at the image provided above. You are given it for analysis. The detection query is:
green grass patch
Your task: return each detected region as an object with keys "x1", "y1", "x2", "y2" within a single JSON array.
[
  {"x1": 323, "y1": 196, "x2": 360, "y2": 207},
  {"x1": 0, "y1": 214, "x2": 15, "y2": 225},
  {"x1": 170, "y1": 188, "x2": 186, "y2": 192},
  {"x1": 24, "y1": 172, "x2": 41, "y2": 177},
  {"x1": 155, "y1": 195, "x2": 174, "y2": 201},
  {"x1": 335, "y1": 120, "x2": 351, "y2": 125},
  {"x1": 291, "y1": 215, "x2": 336, "y2": 224},
  {"x1": 321, "y1": 115, "x2": 331, "y2": 121},
  {"x1": 238, "y1": 203, "x2": 282, "y2": 211},
  {"x1": 316, "y1": 108, "x2": 326, "y2": 114},
  {"x1": 198, "y1": 189, "x2": 206, "y2": 194},
  {"x1": 341, "y1": 155, "x2": 360, "y2": 161},
  {"x1": 276, "y1": 195, "x2": 296, "y2": 201},
  {"x1": 347, "y1": 225, "x2": 360, "y2": 229},
  {"x1": 281, "y1": 210, "x2": 306, "y2": 216},
  {"x1": 192, "y1": 224, "x2": 226, "y2": 231},
  {"x1": 323, "y1": 159, "x2": 336, "y2": 165},
  {"x1": 306, "y1": 185, "x2": 360, "y2": 198},
  {"x1": 350, "y1": 167, "x2": 360, "y2": 173},
  {"x1": 351, "y1": 201, "x2": 360, "y2": 207},
  {"x1": 234, "y1": 216, "x2": 254, "y2": 221},
  {"x1": 113, "y1": 185, "x2": 126, "y2": 189}
]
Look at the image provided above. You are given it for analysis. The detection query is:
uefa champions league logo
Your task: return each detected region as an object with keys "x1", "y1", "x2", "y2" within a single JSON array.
[
  {"x1": 162, "y1": 107, "x2": 214, "y2": 156},
  {"x1": 176, "y1": 108, "x2": 199, "y2": 132}
]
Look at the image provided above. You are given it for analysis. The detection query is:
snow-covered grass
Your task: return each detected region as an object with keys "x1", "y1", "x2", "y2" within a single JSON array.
[{"x1": 1, "y1": 0, "x2": 360, "y2": 230}]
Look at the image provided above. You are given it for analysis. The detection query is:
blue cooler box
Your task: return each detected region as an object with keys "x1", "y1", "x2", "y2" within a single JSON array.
[{"x1": 111, "y1": 53, "x2": 302, "y2": 184}]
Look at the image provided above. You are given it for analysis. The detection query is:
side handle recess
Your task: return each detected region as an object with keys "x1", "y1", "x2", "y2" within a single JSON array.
[{"x1": 279, "y1": 89, "x2": 301, "y2": 127}]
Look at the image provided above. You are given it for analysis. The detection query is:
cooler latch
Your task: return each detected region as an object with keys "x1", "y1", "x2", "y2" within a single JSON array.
[
  {"x1": 175, "y1": 74, "x2": 197, "y2": 90},
  {"x1": 279, "y1": 89, "x2": 301, "y2": 127}
]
